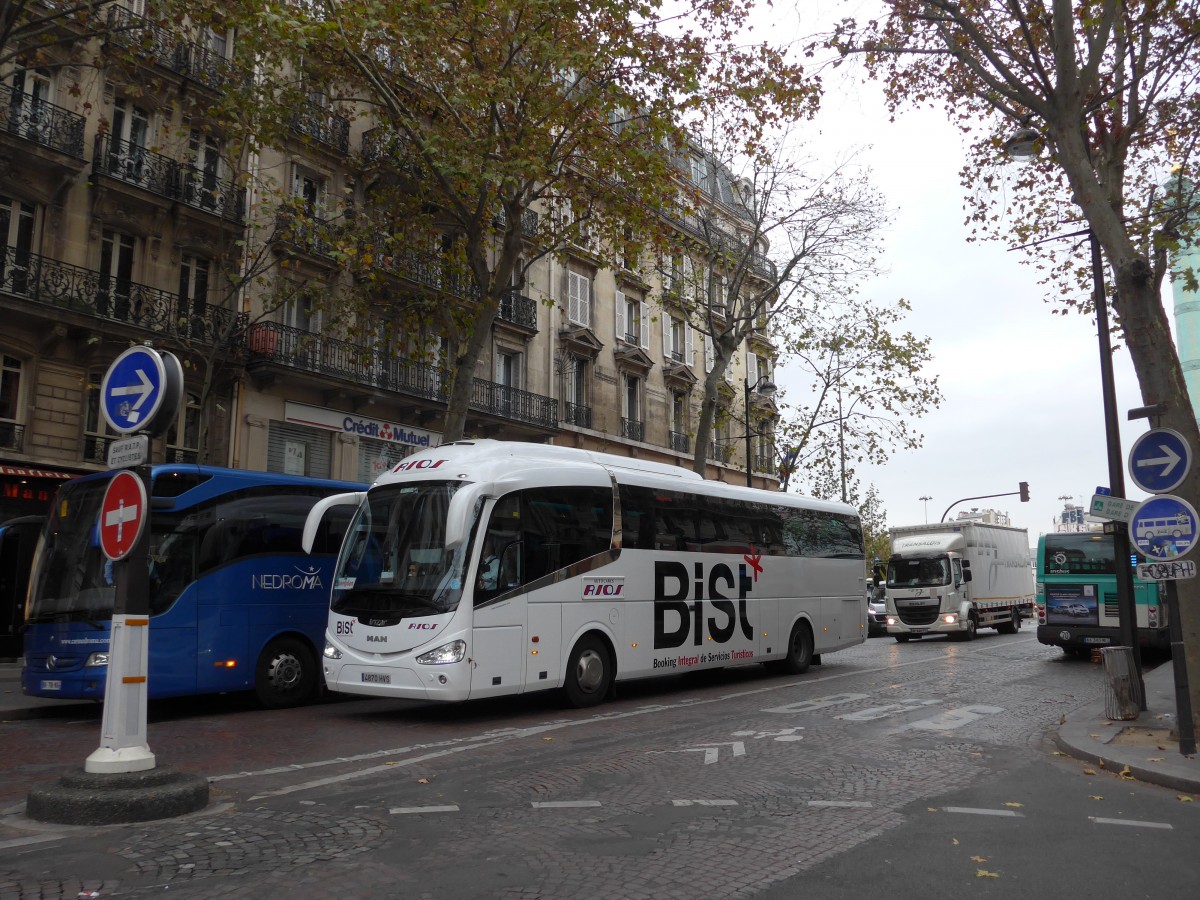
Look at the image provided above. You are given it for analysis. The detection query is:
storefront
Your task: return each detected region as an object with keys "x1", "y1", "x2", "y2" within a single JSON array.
[
  {"x1": 282, "y1": 402, "x2": 441, "y2": 483},
  {"x1": 0, "y1": 464, "x2": 79, "y2": 523}
]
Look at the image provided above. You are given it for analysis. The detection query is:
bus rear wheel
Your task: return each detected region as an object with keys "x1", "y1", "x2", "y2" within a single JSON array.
[
  {"x1": 564, "y1": 635, "x2": 612, "y2": 708},
  {"x1": 768, "y1": 621, "x2": 814, "y2": 675},
  {"x1": 255, "y1": 637, "x2": 318, "y2": 709}
]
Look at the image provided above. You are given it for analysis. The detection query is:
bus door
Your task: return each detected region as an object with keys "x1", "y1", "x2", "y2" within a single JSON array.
[
  {"x1": 0, "y1": 516, "x2": 43, "y2": 658},
  {"x1": 470, "y1": 494, "x2": 527, "y2": 699},
  {"x1": 146, "y1": 510, "x2": 204, "y2": 697}
]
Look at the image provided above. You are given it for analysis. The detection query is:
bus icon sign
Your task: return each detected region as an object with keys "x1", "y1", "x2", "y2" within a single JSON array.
[{"x1": 1130, "y1": 494, "x2": 1199, "y2": 561}]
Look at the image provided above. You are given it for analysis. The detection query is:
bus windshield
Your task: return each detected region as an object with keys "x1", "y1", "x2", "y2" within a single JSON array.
[
  {"x1": 332, "y1": 480, "x2": 470, "y2": 620},
  {"x1": 887, "y1": 556, "x2": 950, "y2": 588},
  {"x1": 25, "y1": 477, "x2": 117, "y2": 626}
]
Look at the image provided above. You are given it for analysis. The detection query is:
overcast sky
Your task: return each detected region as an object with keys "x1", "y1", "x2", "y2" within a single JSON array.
[{"x1": 770, "y1": 0, "x2": 1156, "y2": 539}]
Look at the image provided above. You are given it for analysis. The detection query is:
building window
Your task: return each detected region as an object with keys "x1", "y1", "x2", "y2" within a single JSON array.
[
  {"x1": 496, "y1": 349, "x2": 522, "y2": 389},
  {"x1": 614, "y1": 291, "x2": 647, "y2": 348},
  {"x1": 8, "y1": 69, "x2": 53, "y2": 144},
  {"x1": 621, "y1": 373, "x2": 643, "y2": 441},
  {"x1": 0, "y1": 196, "x2": 36, "y2": 296},
  {"x1": 99, "y1": 229, "x2": 135, "y2": 318},
  {"x1": 111, "y1": 98, "x2": 150, "y2": 181},
  {"x1": 292, "y1": 165, "x2": 327, "y2": 217},
  {"x1": 179, "y1": 254, "x2": 211, "y2": 337},
  {"x1": 567, "y1": 269, "x2": 591, "y2": 327},
  {"x1": 563, "y1": 353, "x2": 591, "y2": 428},
  {"x1": 83, "y1": 373, "x2": 116, "y2": 463},
  {"x1": 165, "y1": 393, "x2": 201, "y2": 463},
  {"x1": 0, "y1": 354, "x2": 22, "y2": 449},
  {"x1": 664, "y1": 316, "x2": 692, "y2": 366},
  {"x1": 669, "y1": 392, "x2": 690, "y2": 453}
]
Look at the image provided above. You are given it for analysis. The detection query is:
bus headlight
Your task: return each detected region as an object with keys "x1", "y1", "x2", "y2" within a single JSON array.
[
  {"x1": 323, "y1": 642, "x2": 342, "y2": 660},
  {"x1": 416, "y1": 640, "x2": 467, "y2": 665},
  {"x1": 85, "y1": 652, "x2": 109, "y2": 667}
]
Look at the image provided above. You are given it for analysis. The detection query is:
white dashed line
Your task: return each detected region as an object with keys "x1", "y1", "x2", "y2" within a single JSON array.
[
  {"x1": 808, "y1": 800, "x2": 874, "y2": 808},
  {"x1": 672, "y1": 799, "x2": 739, "y2": 806},
  {"x1": 943, "y1": 807, "x2": 1023, "y2": 817},
  {"x1": 531, "y1": 800, "x2": 602, "y2": 808},
  {"x1": 1090, "y1": 817, "x2": 1173, "y2": 830},
  {"x1": 389, "y1": 805, "x2": 460, "y2": 815}
]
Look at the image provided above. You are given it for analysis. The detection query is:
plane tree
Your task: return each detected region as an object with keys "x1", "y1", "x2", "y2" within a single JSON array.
[
  {"x1": 823, "y1": 0, "x2": 1200, "y2": 740},
  {"x1": 211, "y1": 0, "x2": 814, "y2": 442}
]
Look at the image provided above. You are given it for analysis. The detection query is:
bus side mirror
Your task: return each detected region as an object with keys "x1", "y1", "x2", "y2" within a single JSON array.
[
  {"x1": 444, "y1": 486, "x2": 484, "y2": 551},
  {"x1": 302, "y1": 492, "x2": 366, "y2": 554}
]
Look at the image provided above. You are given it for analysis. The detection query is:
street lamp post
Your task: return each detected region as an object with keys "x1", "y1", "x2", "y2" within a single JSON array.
[
  {"x1": 919, "y1": 495, "x2": 932, "y2": 524},
  {"x1": 744, "y1": 375, "x2": 777, "y2": 487},
  {"x1": 1004, "y1": 127, "x2": 1144, "y2": 705}
]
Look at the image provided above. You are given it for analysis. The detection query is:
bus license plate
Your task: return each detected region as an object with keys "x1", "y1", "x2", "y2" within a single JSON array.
[
  {"x1": 1083, "y1": 637, "x2": 1110, "y2": 645},
  {"x1": 40, "y1": 680, "x2": 62, "y2": 691},
  {"x1": 361, "y1": 672, "x2": 391, "y2": 684}
]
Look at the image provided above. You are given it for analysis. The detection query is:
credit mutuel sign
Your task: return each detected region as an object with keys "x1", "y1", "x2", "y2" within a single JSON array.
[{"x1": 284, "y1": 402, "x2": 442, "y2": 449}]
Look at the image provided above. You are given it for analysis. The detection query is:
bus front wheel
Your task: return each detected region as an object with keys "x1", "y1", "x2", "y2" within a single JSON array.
[
  {"x1": 255, "y1": 637, "x2": 318, "y2": 708},
  {"x1": 768, "y1": 621, "x2": 814, "y2": 675},
  {"x1": 564, "y1": 635, "x2": 612, "y2": 708}
]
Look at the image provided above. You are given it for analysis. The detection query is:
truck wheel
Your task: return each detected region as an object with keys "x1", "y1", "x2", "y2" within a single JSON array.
[
  {"x1": 996, "y1": 610, "x2": 1020, "y2": 635},
  {"x1": 255, "y1": 637, "x2": 318, "y2": 708},
  {"x1": 768, "y1": 621, "x2": 814, "y2": 674},
  {"x1": 961, "y1": 614, "x2": 978, "y2": 641},
  {"x1": 563, "y1": 635, "x2": 612, "y2": 708}
]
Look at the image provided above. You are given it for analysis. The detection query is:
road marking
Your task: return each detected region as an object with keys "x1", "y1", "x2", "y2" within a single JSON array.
[
  {"x1": 1090, "y1": 817, "x2": 1173, "y2": 830},
  {"x1": 672, "y1": 799, "x2": 738, "y2": 806},
  {"x1": 682, "y1": 741, "x2": 746, "y2": 764},
  {"x1": 532, "y1": 800, "x2": 601, "y2": 808},
  {"x1": 908, "y1": 705, "x2": 1005, "y2": 731},
  {"x1": 808, "y1": 800, "x2": 873, "y2": 808},
  {"x1": 0, "y1": 834, "x2": 65, "y2": 850},
  {"x1": 835, "y1": 699, "x2": 940, "y2": 722},
  {"x1": 943, "y1": 807, "x2": 1023, "y2": 817},
  {"x1": 390, "y1": 805, "x2": 459, "y2": 814},
  {"x1": 764, "y1": 692, "x2": 868, "y2": 715}
]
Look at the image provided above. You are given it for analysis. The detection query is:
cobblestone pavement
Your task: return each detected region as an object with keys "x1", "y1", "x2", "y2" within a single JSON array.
[{"x1": 0, "y1": 635, "x2": 1124, "y2": 898}]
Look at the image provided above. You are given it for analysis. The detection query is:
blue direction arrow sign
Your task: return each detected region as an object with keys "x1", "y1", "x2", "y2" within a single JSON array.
[
  {"x1": 100, "y1": 346, "x2": 169, "y2": 435},
  {"x1": 1128, "y1": 428, "x2": 1192, "y2": 494},
  {"x1": 1130, "y1": 494, "x2": 1199, "y2": 561}
]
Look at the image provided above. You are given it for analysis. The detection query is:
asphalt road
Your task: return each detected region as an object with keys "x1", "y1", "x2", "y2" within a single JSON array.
[{"x1": 2, "y1": 631, "x2": 1196, "y2": 899}]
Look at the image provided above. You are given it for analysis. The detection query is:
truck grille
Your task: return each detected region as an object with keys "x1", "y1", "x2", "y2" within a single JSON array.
[{"x1": 898, "y1": 608, "x2": 940, "y2": 626}]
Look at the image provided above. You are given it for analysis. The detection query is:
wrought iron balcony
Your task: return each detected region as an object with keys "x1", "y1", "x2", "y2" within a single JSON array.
[
  {"x1": 0, "y1": 421, "x2": 24, "y2": 452},
  {"x1": 289, "y1": 101, "x2": 350, "y2": 155},
  {"x1": 380, "y1": 246, "x2": 480, "y2": 300},
  {"x1": 498, "y1": 290, "x2": 538, "y2": 330},
  {"x1": 563, "y1": 402, "x2": 592, "y2": 429},
  {"x1": 669, "y1": 430, "x2": 690, "y2": 453},
  {"x1": 166, "y1": 447, "x2": 199, "y2": 464},
  {"x1": 105, "y1": 7, "x2": 238, "y2": 92},
  {"x1": 471, "y1": 380, "x2": 558, "y2": 429},
  {"x1": 82, "y1": 434, "x2": 112, "y2": 464},
  {"x1": 246, "y1": 322, "x2": 557, "y2": 429},
  {"x1": 274, "y1": 209, "x2": 337, "y2": 260},
  {"x1": 494, "y1": 206, "x2": 541, "y2": 237},
  {"x1": 0, "y1": 82, "x2": 85, "y2": 158},
  {"x1": 709, "y1": 438, "x2": 735, "y2": 463},
  {"x1": 752, "y1": 448, "x2": 775, "y2": 474},
  {"x1": 621, "y1": 417, "x2": 644, "y2": 442},
  {"x1": 0, "y1": 245, "x2": 242, "y2": 343},
  {"x1": 93, "y1": 133, "x2": 246, "y2": 223}
]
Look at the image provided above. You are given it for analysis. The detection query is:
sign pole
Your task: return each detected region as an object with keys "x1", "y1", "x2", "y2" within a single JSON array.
[
  {"x1": 86, "y1": 463, "x2": 155, "y2": 773},
  {"x1": 1162, "y1": 580, "x2": 1197, "y2": 756}
]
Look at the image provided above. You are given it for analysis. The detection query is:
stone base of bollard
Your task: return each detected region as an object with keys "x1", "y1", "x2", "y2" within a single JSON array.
[{"x1": 26, "y1": 767, "x2": 209, "y2": 825}]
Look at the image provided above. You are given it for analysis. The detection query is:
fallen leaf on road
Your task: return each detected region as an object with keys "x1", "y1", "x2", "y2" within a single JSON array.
[
  {"x1": 1119, "y1": 766, "x2": 1135, "y2": 781},
  {"x1": 385, "y1": 762, "x2": 399, "y2": 766},
  {"x1": 970, "y1": 856, "x2": 987, "y2": 863},
  {"x1": 952, "y1": 838, "x2": 959, "y2": 845},
  {"x1": 1179, "y1": 796, "x2": 1194, "y2": 803},
  {"x1": 1053, "y1": 751, "x2": 1067, "y2": 757},
  {"x1": 1083, "y1": 769, "x2": 1097, "y2": 775},
  {"x1": 1089, "y1": 795, "x2": 1104, "y2": 800},
  {"x1": 544, "y1": 737, "x2": 554, "y2": 741},
  {"x1": 976, "y1": 870, "x2": 999, "y2": 878},
  {"x1": 1004, "y1": 802, "x2": 1023, "y2": 808},
  {"x1": 1148, "y1": 757, "x2": 1165, "y2": 762},
  {"x1": 928, "y1": 807, "x2": 938, "y2": 812},
  {"x1": 418, "y1": 778, "x2": 429, "y2": 784}
]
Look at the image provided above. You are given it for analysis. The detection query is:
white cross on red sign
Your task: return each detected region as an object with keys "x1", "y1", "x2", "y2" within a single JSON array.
[{"x1": 99, "y1": 471, "x2": 148, "y2": 562}]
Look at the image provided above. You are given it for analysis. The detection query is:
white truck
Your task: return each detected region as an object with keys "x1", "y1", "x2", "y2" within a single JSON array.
[{"x1": 884, "y1": 522, "x2": 1035, "y2": 642}]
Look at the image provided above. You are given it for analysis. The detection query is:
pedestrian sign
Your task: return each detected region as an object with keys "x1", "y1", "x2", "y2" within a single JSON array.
[
  {"x1": 1129, "y1": 494, "x2": 1199, "y2": 561},
  {"x1": 1128, "y1": 428, "x2": 1191, "y2": 494}
]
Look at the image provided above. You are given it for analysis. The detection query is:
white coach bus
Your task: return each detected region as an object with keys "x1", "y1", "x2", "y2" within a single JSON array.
[{"x1": 303, "y1": 440, "x2": 865, "y2": 707}]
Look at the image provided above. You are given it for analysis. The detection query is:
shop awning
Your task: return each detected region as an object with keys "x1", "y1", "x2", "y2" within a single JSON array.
[{"x1": 0, "y1": 465, "x2": 80, "y2": 480}]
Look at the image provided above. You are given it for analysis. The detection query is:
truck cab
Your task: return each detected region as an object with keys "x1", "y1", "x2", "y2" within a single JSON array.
[{"x1": 884, "y1": 535, "x2": 974, "y2": 640}]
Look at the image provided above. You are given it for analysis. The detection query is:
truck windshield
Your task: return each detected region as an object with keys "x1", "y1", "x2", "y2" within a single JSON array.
[
  {"x1": 331, "y1": 480, "x2": 470, "y2": 620},
  {"x1": 887, "y1": 556, "x2": 950, "y2": 588}
]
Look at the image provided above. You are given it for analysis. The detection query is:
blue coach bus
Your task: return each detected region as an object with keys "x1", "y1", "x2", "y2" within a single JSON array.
[{"x1": 21, "y1": 465, "x2": 364, "y2": 707}]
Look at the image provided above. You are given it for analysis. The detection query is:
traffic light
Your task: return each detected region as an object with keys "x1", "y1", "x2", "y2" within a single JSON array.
[{"x1": 1019, "y1": 481, "x2": 1030, "y2": 502}]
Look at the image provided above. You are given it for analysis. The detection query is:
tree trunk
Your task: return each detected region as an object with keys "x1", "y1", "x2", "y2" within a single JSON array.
[
  {"x1": 1113, "y1": 262, "x2": 1200, "y2": 745},
  {"x1": 441, "y1": 298, "x2": 500, "y2": 444}
]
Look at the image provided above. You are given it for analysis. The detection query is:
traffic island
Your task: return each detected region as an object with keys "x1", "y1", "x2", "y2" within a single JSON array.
[{"x1": 26, "y1": 767, "x2": 209, "y2": 825}]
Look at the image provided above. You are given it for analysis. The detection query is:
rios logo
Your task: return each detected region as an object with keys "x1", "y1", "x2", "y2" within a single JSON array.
[{"x1": 653, "y1": 560, "x2": 755, "y2": 649}]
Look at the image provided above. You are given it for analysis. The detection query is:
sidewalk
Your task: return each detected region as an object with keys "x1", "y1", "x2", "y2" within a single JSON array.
[
  {"x1": 2, "y1": 659, "x2": 1198, "y2": 793},
  {"x1": 1054, "y1": 658, "x2": 1200, "y2": 793}
]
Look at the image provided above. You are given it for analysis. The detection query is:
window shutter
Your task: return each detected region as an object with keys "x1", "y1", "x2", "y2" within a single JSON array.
[
  {"x1": 663, "y1": 313, "x2": 671, "y2": 357},
  {"x1": 685, "y1": 325, "x2": 694, "y2": 367},
  {"x1": 639, "y1": 301, "x2": 649, "y2": 350},
  {"x1": 615, "y1": 290, "x2": 625, "y2": 342},
  {"x1": 748, "y1": 351, "x2": 758, "y2": 384},
  {"x1": 581, "y1": 274, "x2": 591, "y2": 327},
  {"x1": 568, "y1": 272, "x2": 582, "y2": 325},
  {"x1": 704, "y1": 335, "x2": 714, "y2": 373}
]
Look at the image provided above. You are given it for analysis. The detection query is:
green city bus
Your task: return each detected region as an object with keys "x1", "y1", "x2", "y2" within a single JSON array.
[{"x1": 1035, "y1": 532, "x2": 1169, "y2": 657}]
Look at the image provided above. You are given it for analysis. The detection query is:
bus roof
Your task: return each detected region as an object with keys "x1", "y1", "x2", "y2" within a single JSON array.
[{"x1": 373, "y1": 439, "x2": 858, "y2": 517}]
